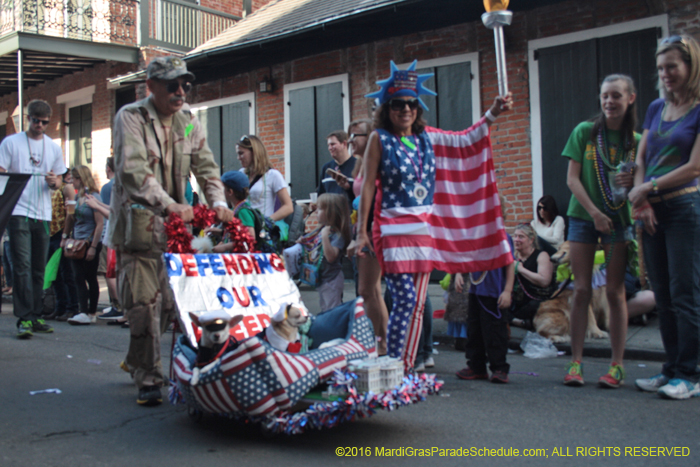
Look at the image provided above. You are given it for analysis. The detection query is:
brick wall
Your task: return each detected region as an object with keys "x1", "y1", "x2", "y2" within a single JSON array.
[
  {"x1": 184, "y1": 0, "x2": 700, "y2": 228},
  {"x1": 0, "y1": 60, "x2": 135, "y2": 189},
  {"x1": 5, "y1": 0, "x2": 700, "y2": 226}
]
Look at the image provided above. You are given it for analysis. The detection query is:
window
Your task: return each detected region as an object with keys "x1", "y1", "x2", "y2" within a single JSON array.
[
  {"x1": 284, "y1": 75, "x2": 349, "y2": 199},
  {"x1": 58, "y1": 86, "x2": 95, "y2": 169},
  {"x1": 68, "y1": 103, "x2": 92, "y2": 168},
  {"x1": 406, "y1": 53, "x2": 481, "y2": 131},
  {"x1": 191, "y1": 93, "x2": 256, "y2": 173},
  {"x1": 115, "y1": 87, "x2": 136, "y2": 115}
]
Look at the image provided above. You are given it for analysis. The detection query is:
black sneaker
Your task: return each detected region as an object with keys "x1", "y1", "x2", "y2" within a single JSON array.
[
  {"x1": 32, "y1": 318, "x2": 54, "y2": 333},
  {"x1": 17, "y1": 320, "x2": 33, "y2": 339},
  {"x1": 137, "y1": 386, "x2": 162, "y2": 406},
  {"x1": 490, "y1": 370, "x2": 509, "y2": 384},
  {"x1": 98, "y1": 308, "x2": 124, "y2": 321}
]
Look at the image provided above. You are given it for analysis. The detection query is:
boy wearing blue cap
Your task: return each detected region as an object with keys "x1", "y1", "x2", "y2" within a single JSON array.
[{"x1": 211, "y1": 171, "x2": 256, "y2": 252}]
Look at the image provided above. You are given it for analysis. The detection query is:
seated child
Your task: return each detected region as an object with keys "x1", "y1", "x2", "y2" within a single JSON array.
[{"x1": 211, "y1": 171, "x2": 257, "y2": 253}]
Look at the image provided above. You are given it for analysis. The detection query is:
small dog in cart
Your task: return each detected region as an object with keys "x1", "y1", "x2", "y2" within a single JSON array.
[
  {"x1": 262, "y1": 302, "x2": 309, "y2": 353},
  {"x1": 188, "y1": 310, "x2": 244, "y2": 384}
]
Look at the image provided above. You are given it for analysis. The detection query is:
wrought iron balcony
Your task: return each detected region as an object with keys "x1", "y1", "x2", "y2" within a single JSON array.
[
  {"x1": 0, "y1": 0, "x2": 239, "y2": 51},
  {"x1": 148, "y1": 0, "x2": 239, "y2": 51},
  {"x1": 0, "y1": 0, "x2": 139, "y2": 46}
]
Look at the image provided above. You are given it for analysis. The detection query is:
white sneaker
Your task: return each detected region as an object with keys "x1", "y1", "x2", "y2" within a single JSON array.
[
  {"x1": 635, "y1": 373, "x2": 670, "y2": 393},
  {"x1": 657, "y1": 378, "x2": 700, "y2": 400},
  {"x1": 414, "y1": 362, "x2": 426, "y2": 372},
  {"x1": 424, "y1": 357, "x2": 435, "y2": 368},
  {"x1": 68, "y1": 313, "x2": 96, "y2": 325}
]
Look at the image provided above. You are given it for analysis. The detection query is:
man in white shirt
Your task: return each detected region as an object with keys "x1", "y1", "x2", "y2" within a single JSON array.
[{"x1": 0, "y1": 99, "x2": 66, "y2": 338}]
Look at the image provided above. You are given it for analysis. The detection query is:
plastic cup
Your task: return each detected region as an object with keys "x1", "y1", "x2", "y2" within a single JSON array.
[
  {"x1": 309, "y1": 193, "x2": 318, "y2": 203},
  {"x1": 65, "y1": 200, "x2": 76, "y2": 215}
]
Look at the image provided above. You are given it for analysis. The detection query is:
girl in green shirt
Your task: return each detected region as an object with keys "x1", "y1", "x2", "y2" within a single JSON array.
[{"x1": 561, "y1": 74, "x2": 640, "y2": 389}]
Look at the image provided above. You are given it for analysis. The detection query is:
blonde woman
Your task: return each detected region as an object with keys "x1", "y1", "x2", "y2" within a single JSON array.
[
  {"x1": 630, "y1": 35, "x2": 700, "y2": 399},
  {"x1": 237, "y1": 135, "x2": 293, "y2": 221},
  {"x1": 62, "y1": 165, "x2": 103, "y2": 325}
]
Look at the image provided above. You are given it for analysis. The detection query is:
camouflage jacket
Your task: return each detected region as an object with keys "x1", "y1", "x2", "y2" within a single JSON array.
[{"x1": 108, "y1": 96, "x2": 225, "y2": 250}]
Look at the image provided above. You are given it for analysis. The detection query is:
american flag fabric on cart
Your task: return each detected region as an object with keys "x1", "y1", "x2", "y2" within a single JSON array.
[
  {"x1": 372, "y1": 119, "x2": 512, "y2": 275},
  {"x1": 172, "y1": 298, "x2": 377, "y2": 416}
]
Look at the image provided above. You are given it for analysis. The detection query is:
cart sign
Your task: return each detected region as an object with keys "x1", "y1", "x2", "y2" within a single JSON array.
[{"x1": 164, "y1": 252, "x2": 302, "y2": 346}]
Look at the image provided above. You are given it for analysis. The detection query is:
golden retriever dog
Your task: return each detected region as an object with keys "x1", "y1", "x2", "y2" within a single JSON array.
[{"x1": 532, "y1": 241, "x2": 610, "y2": 343}]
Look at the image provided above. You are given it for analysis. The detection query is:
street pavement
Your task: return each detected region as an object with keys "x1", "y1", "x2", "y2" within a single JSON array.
[{"x1": 0, "y1": 280, "x2": 697, "y2": 467}]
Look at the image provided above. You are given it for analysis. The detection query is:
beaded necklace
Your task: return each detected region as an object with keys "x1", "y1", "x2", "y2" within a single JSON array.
[
  {"x1": 593, "y1": 127, "x2": 634, "y2": 214},
  {"x1": 515, "y1": 274, "x2": 543, "y2": 301},
  {"x1": 469, "y1": 271, "x2": 488, "y2": 285},
  {"x1": 514, "y1": 249, "x2": 543, "y2": 301},
  {"x1": 593, "y1": 126, "x2": 633, "y2": 266},
  {"x1": 657, "y1": 98, "x2": 698, "y2": 138}
]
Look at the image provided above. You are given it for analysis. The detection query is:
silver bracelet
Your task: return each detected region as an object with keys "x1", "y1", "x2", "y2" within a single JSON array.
[
  {"x1": 485, "y1": 109, "x2": 496, "y2": 123},
  {"x1": 213, "y1": 201, "x2": 228, "y2": 209}
]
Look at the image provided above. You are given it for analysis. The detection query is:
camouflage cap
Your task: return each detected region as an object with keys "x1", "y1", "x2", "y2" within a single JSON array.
[{"x1": 146, "y1": 56, "x2": 195, "y2": 82}]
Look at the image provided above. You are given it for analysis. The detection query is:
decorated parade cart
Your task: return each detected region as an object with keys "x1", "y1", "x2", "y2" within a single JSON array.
[{"x1": 164, "y1": 211, "x2": 441, "y2": 435}]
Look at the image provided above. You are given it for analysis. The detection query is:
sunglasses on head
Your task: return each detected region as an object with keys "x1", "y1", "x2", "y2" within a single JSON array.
[
  {"x1": 350, "y1": 133, "x2": 368, "y2": 139},
  {"x1": 164, "y1": 80, "x2": 192, "y2": 94},
  {"x1": 30, "y1": 117, "x2": 49, "y2": 125},
  {"x1": 389, "y1": 98, "x2": 419, "y2": 112},
  {"x1": 238, "y1": 135, "x2": 252, "y2": 147},
  {"x1": 662, "y1": 35, "x2": 689, "y2": 49}
]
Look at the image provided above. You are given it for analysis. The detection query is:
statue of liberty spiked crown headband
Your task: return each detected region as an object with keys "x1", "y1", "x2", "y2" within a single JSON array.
[{"x1": 365, "y1": 60, "x2": 437, "y2": 110}]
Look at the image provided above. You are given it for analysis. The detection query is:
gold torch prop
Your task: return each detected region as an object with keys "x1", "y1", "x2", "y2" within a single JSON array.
[{"x1": 482, "y1": 0, "x2": 512, "y2": 96}]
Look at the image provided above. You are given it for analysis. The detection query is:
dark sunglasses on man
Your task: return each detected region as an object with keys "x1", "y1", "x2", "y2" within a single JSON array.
[
  {"x1": 164, "y1": 80, "x2": 192, "y2": 94},
  {"x1": 389, "y1": 98, "x2": 420, "y2": 112},
  {"x1": 30, "y1": 116, "x2": 50, "y2": 126}
]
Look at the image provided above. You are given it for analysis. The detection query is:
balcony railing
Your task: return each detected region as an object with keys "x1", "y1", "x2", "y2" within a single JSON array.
[
  {"x1": 0, "y1": 0, "x2": 239, "y2": 51},
  {"x1": 0, "y1": 0, "x2": 139, "y2": 46},
  {"x1": 150, "y1": 0, "x2": 238, "y2": 50}
]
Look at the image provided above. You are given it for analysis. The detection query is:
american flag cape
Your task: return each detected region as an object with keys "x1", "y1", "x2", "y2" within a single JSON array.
[
  {"x1": 373, "y1": 118, "x2": 512, "y2": 274},
  {"x1": 172, "y1": 298, "x2": 377, "y2": 416}
]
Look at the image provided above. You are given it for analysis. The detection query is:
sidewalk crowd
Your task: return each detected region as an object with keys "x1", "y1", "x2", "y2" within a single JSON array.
[{"x1": 2, "y1": 38, "x2": 700, "y2": 407}]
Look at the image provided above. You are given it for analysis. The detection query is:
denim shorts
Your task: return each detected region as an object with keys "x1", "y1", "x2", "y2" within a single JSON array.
[{"x1": 567, "y1": 216, "x2": 631, "y2": 244}]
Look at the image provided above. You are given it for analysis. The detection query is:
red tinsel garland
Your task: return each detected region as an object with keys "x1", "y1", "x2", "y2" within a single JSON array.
[
  {"x1": 164, "y1": 213, "x2": 195, "y2": 254},
  {"x1": 224, "y1": 217, "x2": 258, "y2": 253},
  {"x1": 192, "y1": 204, "x2": 216, "y2": 231},
  {"x1": 163, "y1": 208, "x2": 258, "y2": 254}
]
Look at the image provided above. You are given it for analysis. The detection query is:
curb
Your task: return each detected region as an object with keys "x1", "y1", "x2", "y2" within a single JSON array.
[{"x1": 433, "y1": 333, "x2": 667, "y2": 362}]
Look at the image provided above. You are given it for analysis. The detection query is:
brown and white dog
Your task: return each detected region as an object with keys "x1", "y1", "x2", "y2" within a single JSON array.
[
  {"x1": 264, "y1": 303, "x2": 309, "y2": 353},
  {"x1": 532, "y1": 241, "x2": 610, "y2": 343}
]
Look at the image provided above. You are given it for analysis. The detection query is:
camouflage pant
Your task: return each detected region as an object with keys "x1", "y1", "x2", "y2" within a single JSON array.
[{"x1": 117, "y1": 249, "x2": 176, "y2": 389}]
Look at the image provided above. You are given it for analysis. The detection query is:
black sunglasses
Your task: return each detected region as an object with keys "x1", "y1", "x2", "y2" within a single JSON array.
[
  {"x1": 204, "y1": 319, "x2": 228, "y2": 332},
  {"x1": 537, "y1": 205, "x2": 545, "y2": 210},
  {"x1": 164, "y1": 80, "x2": 192, "y2": 94},
  {"x1": 30, "y1": 117, "x2": 49, "y2": 125},
  {"x1": 389, "y1": 98, "x2": 419, "y2": 111}
]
